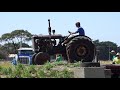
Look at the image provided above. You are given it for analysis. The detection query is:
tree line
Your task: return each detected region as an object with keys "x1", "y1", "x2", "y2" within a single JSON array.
[
  {"x1": 0, "y1": 29, "x2": 119, "y2": 60},
  {"x1": 93, "y1": 40, "x2": 120, "y2": 60},
  {"x1": 0, "y1": 30, "x2": 33, "y2": 59}
]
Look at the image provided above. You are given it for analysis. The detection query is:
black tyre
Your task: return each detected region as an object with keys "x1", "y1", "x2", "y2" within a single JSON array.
[
  {"x1": 66, "y1": 36, "x2": 96, "y2": 63},
  {"x1": 34, "y1": 52, "x2": 50, "y2": 65},
  {"x1": 32, "y1": 53, "x2": 37, "y2": 65}
]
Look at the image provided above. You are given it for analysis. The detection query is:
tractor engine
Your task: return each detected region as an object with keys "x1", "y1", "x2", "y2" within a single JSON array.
[{"x1": 32, "y1": 34, "x2": 67, "y2": 65}]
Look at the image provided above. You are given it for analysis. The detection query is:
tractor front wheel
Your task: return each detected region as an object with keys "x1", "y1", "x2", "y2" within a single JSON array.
[{"x1": 34, "y1": 52, "x2": 50, "y2": 65}]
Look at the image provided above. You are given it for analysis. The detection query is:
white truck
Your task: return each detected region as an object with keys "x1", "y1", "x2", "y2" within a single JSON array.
[{"x1": 11, "y1": 48, "x2": 34, "y2": 65}]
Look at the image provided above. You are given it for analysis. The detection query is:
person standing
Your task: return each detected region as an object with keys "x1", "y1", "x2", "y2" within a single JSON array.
[
  {"x1": 110, "y1": 50, "x2": 116, "y2": 61},
  {"x1": 113, "y1": 52, "x2": 120, "y2": 64}
]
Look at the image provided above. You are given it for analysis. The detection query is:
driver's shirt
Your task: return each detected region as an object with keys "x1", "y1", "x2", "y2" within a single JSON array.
[{"x1": 75, "y1": 27, "x2": 85, "y2": 36}]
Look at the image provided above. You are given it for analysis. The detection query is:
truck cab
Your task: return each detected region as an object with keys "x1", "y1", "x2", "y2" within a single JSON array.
[{"x1": 12, "y1": 48, "x2": 34, "y2": 65}]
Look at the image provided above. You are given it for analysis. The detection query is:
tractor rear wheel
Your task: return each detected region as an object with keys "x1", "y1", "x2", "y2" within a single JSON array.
[
  {"x1": 66, "y1": 36, "x2": 96, "y2": 63},
  {"x1": 34, "y1": 52, "x2": 50, "y2": 65}
]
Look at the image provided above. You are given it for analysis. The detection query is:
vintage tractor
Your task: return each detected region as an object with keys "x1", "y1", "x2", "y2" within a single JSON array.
[{"x1": 31, "y1": 19, "x2": 97, "y2": 65}]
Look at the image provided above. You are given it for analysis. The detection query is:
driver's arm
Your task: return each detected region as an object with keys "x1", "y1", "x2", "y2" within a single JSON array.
[
  {"x1": 68, "y1": 31, "x2": 78, "y2": 35},
  {"x1": 71, "y1": 32, "x2": 77, "y2": 34}
]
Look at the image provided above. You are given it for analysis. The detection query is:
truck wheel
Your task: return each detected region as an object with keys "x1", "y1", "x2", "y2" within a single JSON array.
[
  {"x1": 66, "y1": 36, "x2": 95, "y2": 63},
  {"x1": 34, "y1": 52, "x2": 50, "y2": 65}
]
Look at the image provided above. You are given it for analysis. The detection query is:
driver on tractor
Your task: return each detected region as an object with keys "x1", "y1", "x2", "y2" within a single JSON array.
[
  {"x1": 63, "y1": 22, "x2": 85, "y2": 44},
  {"x1": 69, "y1": 22, "x2": 85, "y2": 36}
]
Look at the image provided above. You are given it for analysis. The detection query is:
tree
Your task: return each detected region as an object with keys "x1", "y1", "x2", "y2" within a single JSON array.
[
  {"x1": 93, "y1": 40, "x2": 118, "y2": 60},
  {"x1": 11, "y1": 29, "x2": 33, "y2": 47},
  {"x1": 0, "y1": 29, "x2": 33, "y2": 54},
  {"x1": 0, "y1": 46, "x2": 9, "y2": 59},
  {"x1": 0, "y1": 33, "x2": 13, "y2": 44},
  {"x1": 0, "y1": 43, "x2": 31, "y2": 54}
]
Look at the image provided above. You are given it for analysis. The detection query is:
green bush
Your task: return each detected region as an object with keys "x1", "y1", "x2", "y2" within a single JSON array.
[{"x1": 0, "y1": 61, "x2": 76, "y2": 78}]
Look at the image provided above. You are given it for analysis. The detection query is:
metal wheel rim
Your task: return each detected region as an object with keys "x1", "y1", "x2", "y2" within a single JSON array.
[{"x1": 76, "y1": 45, "x2": 87, "y2": 56}]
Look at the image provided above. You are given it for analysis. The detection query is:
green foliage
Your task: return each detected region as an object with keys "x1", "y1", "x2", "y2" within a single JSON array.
[
  {"x1": 10, "y1": 64, "x2": 25, "y2": 78},
  {"x1": 21, "y1": 68, "x2": 32, "y2": 78},
  {"x1": 11, "y1": 30, "x2": 33, "y2": 42},
  {"x1": 93, "y1": 39, "x2": 119, "y2": 60},
  {"x1": 43, "y1": 62, "x2": 54, "y2": 70},
  {"x1": 0, "y1": 29, "x2": 33, "y2": 54},
  {"x1": 37, "y1": 68, "x2": 46, "y2": 78},
  {"x1": 0, "y1": 61, "x2": 75, "y2": 78},
  {"x1": 71, "y1": 61, "x2": 80, "y2": 67},
  {"x1": 28, "y1": 65, "x2": 37, "y2": 74},
  {"x1": 0, "y1": 66, "x2": 3, "y2": 75},
  {"x1": 1, "y1": 33, "x2": 12, "y2": 42},
  {"x1": 1, "y1": 67, "x2": 11, "y2": 75},
  {"x1": 53, "y1": 61, "x2": 68, "y2": 66},
  {"x1": 56, "y1": 69, "x2": 73, "y2": 78},
  {"x1": 0, "y1": 53, "x2": 6, "y2": 59}
]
